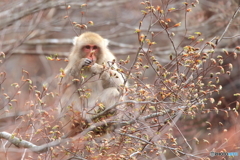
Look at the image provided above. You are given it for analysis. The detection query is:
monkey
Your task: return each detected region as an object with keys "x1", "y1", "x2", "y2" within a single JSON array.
[{"x1": 59, "y1": 32, "x2": 125, "y2": 136}]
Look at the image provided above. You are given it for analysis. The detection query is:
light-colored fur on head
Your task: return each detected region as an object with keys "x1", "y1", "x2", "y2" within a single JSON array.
[
  {"x1": 72, "y1": 36, "x2": 78, "y2": 46},
  {"x1": 103, "y1": 39, "x2": 109, "y2": 46},
  {"x1": 73, "y1": 32, "x2": 109, "y2": 48},
  {"x1": 70, "y1": 32, "x2": 115, "y2": 64}
]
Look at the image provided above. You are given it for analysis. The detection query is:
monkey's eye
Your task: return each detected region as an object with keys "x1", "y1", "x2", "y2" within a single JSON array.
[
  {"x1": 93, "y1": 46, "x2": 98, "y2": 50},
  {"x1": 84, "y1": 45, "x2": 99, "y2": 50},
  {"x1": 85, "y1": 45, "x2": 91, "y2": 49}
]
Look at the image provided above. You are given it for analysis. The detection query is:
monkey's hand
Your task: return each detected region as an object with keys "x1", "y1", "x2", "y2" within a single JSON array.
[
  {"x1": 82, "y1": 58, "x2": 93, "y2": 67},
  {"x1": 90, "y1": 63, "x2": 104, "y2": 74},
  {"x1": 66, "y1": 58, "x2": 92, "y2": 77}
]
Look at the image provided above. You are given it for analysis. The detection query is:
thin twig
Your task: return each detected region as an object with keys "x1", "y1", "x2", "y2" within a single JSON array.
[{"x1": 216, "y1": 6, "x2": 240, "y2": 45}]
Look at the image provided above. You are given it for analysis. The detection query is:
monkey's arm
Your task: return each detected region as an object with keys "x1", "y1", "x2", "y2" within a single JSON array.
[
  {"x1": 64, "y1": 58, "x2": 124, "y2": 88},
  {"x1": 64, "y1": 58, "x2": 92, "y2": 77}
]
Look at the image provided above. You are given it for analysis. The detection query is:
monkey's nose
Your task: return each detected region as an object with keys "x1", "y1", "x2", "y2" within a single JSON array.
[{"x1": 89, "y1": 51, "x2": 94, "y2": 56}]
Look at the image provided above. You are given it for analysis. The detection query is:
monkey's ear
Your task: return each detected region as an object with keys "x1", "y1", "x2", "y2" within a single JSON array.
[
  {"x1": 72, "y1": 36, "x2": 78, "y2": 45},
  {"x1": 103, "y1": 39, "x2": 109, "y2": 47}
]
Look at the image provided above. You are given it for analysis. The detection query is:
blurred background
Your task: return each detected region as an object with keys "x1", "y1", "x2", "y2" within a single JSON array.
[{"x1": 0, "y1": 0, "x2": 239, "y2": 159}]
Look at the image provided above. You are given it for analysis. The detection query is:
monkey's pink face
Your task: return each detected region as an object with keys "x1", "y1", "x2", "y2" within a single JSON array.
[{"x1": 82, "y1": 44, "x2": 99, "y2": 62}]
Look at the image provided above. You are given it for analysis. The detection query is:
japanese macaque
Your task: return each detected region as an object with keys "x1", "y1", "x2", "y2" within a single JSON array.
[{"x1": 59, "y1": 32, "x2": 125, "y2": 136}]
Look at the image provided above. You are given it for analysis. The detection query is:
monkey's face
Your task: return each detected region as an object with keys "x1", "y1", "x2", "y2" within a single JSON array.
[{"x1": 82, "y1": 44, "x2": 99, "y2": 62}]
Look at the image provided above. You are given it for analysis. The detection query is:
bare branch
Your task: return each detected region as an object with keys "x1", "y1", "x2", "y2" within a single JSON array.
[
  {"x1": 216, "y1": 6, "x2": 240, "y2": 45},
  {"x1": 0, "y1": 132, "x2": 37, "y2": 148},
  {"x1": 0, "y1": 0, "x2": 65, "y2": 30},
  {"x1": 0, "y1": 0, "x2": 130, "y2": 30}
]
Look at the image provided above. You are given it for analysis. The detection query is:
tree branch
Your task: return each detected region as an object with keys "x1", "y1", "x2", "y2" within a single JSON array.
[
  {"x1": 0, "y1": 104, "x2": 186, "y2": 153},
  {"x1": 0, "y1": 132, "x2": 37, "y2": 148},
  {"x1": 216, "y1": 6, "x2": 240, "y2": 45}
]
